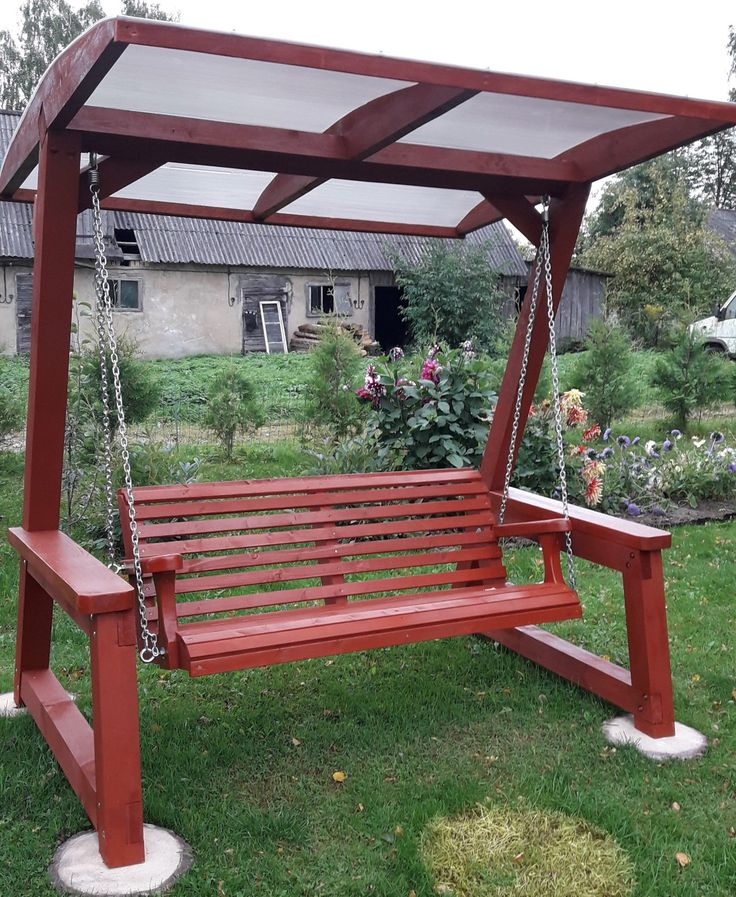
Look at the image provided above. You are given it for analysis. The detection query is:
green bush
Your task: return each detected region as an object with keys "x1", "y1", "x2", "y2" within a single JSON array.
[
  {"x1": 571, "y1": 319, "x2": 640, "y2": 428},
  {"x1": 204, "y1": 365, "x2": 264, "y2": 459},
  {"x1": 0, "y1": 381, "x2": 24, "y2": 446},
  {"x1": 389, "y1": 242, "x2": 506, "y2": 353},
  {"x1": 81, "y1": 337, "x2": 161, "y2": 430},
  {"x1": 302, "y1": 324, "x2": 365, "y2": 441},
  {"x1": 358, "y1": 344, "x2": 497, "y2": 470},
  {"x1": 650, "y1": 330, "x2": 730, "y2": 429}
]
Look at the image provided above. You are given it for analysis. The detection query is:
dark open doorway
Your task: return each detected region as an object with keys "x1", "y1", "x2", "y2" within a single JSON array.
[{"x1": 374, "y1": 286, "x2": 408, "y2": 350}]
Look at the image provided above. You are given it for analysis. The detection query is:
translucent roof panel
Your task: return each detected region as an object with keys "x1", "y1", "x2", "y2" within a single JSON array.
[
  {"x1": 112, "y1": 164, "x2": 276, "y2": 209},
  {"x1": 87, "y1": 44, "x2": 413, "y2": 131},
  {"x1": 399, "y1": 92, "x2": 670, "y2": 159},
  {"x1": 283, "y1": 180, "x2": 482, "y2": 228},
  {"x1": 3, "y1": 17, "x2": 736, "y2": 235}
]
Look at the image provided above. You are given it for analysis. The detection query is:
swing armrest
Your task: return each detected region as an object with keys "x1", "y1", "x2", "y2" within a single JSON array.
[
  {"x1": 125, "y1": 554, "x2": 184, "y2": 575},
  {"x1": 494, "y1": 519, "x2": 571, "y2": 539},
  {"x1": 8, "y1": 527, "x2": 135, "y2": 616}
]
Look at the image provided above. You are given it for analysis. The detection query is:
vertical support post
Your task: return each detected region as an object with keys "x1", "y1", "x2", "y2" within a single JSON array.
[
  {"x1": 623, "y1": 551, "x2": 675, "y2": 737},
  {"x1": 14, "y1": 129, "x2": 81, "y2": 703},
  {"x1": 90, "y1": 611, "x2": 145, "y2": 867},
  {"x1": 481, "y1": 185, "x2": 590, "y2": 490}
]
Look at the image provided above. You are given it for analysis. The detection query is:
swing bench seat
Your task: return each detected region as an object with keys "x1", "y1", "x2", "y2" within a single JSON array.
[{"x1": 122, "y1": 468, "x2": 581, "y2": 675}]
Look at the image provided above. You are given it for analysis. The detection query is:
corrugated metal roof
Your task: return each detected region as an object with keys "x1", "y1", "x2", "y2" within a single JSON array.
[
  {"x1": 113, "y1": 211, "x2": 527, "y2": 276},
  {"x1": 0, "y1": 109, "x2": 526, "y2": 276}
]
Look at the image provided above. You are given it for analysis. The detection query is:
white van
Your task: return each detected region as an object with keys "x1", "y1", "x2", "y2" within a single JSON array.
[{"x1": 690, "y1": 289, "x2": 736, "y2": 356}]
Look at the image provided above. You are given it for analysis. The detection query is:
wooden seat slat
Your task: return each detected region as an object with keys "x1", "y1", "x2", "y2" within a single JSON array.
[
  {"x1": 139, "y1": 512, "x2": 495, "y2": 557},
  {"x1": 174, "y1": 545, "x2": 503, "y2": 595},
  {"x1": 138, "y1": 496, "x2": 492, "y2": 540},
  {"x1": 131, "y1": 468, "x2": 482, "y2": 503},
  {"x1": 179, "y1": 530, "x2": 500, "y2": 575},
  {"x1": 178, "y1": 584, "x2": 581, "y2": 676},
  {"x1": 134, "y1": 481, "x2": 489, "y2": 521}
]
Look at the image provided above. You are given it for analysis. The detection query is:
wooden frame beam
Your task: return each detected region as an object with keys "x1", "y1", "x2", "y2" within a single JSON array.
[
  {"x1": 253, "y1": 83, "x2": 476, "y2": 219},
  {"x1": 484, "y1": 194, "x2": 544, "y2": 245},
  {"x1": 481, "y1": 184, "x2": 590, "y2": 489}
]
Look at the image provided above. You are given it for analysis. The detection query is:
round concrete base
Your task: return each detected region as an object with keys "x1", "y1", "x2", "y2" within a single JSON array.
[
  {"x1": 0, "y1": 690, "x2": 77, "y2": 718},
  {"x1": 602, "y1": 714, "x2": 707, "y2": 761},
  {"x1": 49, "y1": 824, "x2": 192, "y2": 896},
  {"x1": 0, "y1": 691, "x2": 25, "y2": 718}
]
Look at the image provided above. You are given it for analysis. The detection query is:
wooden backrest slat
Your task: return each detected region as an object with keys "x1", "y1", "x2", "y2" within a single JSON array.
[
  {"x1": 174, "y1": 545, "x2": 499, "y2": 595},
  {"x1": 180, "y1": 530, "x2": 499, "y2": 575},
  {"x1": 131, "y1": 468, "x2": 481, "y2": 503},
  {"x1": 138, "y1": 496, "x2": 492, "y2": 540},
  {"x1": 139, "y1": 512, "x2": 495, "y2": 558},
  {"x1": 173, "y1": 563, "x2": 505, "y2": 614},
  {"x1": 134, "y1": 480, "x2": 488, "y2": 521}
]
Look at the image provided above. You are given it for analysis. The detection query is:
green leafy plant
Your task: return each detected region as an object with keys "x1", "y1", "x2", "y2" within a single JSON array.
[
  {"x1": 302, "y1": 323, "x2": 365, "y2": 441},
  {"x1": 650, "y1": 330, "x2": 731, "y2": 429},
  {"x1": 571, "y1": 318, "x2": 640, "y2": 428},
  {"x1": 0, "y1": 381, "x2": 23, "y2": 447},
  {"x1": 358, "y1": 344, "x2": 497, "y2": 470},
  {"x1": 204, "y1": 365, "x2": 264, "y2": 459},
  {"x1": 388, "y1": 242, "x2": 506, "y2": 352}
]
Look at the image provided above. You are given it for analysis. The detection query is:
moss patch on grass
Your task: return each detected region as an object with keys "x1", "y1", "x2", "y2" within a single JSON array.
[{"x1": 420, "y1": 802, "x2": 634, "y2": 897}]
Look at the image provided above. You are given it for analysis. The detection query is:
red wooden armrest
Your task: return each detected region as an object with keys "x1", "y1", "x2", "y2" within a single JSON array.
[
  {"x1": 127, "y1": 553, "x2": 184, "y2": 575},
  {"x1": 8, "y1": 527, "x2": 134, "y2": 616},
  {"x1": 494, "y1": 519, "x2": 571, "y2": 539},
  {"x1": 496, "y1": 488, "x2": 671, "y2": 551}
]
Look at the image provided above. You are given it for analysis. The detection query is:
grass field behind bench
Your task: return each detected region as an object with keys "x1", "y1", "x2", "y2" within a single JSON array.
[{"x1": 1, "y1": 447, "x2": 735, "y2": 896}]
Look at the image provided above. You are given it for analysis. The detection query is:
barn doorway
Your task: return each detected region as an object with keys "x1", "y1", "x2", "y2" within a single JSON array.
[{"x1": 374, "y1": 286, "x2": 408, "y2": 350}]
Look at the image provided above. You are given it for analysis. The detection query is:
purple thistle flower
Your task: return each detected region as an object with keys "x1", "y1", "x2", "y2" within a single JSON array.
[
  {"x1": 662, "y1": 439, "x2": 673, "y2": 452},
  {"x1": 729, "y1": 462, "x2": 736, "y2": 473},
  {"x1": 632, "y1": 436, "x2": 640, "y2": 446},
  {"x1": 616, "y1": 435, "x2": 631, "y2": 447},
  {"x1": 603, "y1": 427, "x2": 612, "y2": 441},
  {"x1": 710, "y1": 431, "x2": 725, "y2": 445},
  {"x1": 601, "y1": 447, "x2": 614, "y2": 459},
  {"x1": 670, "y1": 429, "x2": 682, "y2": 438},
  {"x1": 652, "y1": 505, "x2": 665, "y2": 516},
  {"x1": 626, "y1": 502, "x2": 641, "y2": 517}
]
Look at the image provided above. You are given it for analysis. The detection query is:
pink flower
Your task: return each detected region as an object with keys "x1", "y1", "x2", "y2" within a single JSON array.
[{"x1": 420, "y1": 358, "x2": 441, "y2": 384}]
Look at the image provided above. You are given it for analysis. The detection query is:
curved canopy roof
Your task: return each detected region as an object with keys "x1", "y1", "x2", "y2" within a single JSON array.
[{"x1": 2, "y1": 16, "x2": 736, "y2": 236}]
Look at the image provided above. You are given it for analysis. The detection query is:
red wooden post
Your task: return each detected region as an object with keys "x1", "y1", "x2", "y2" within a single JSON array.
[
  {"x1": 623, "y1": 551, "x2": 675, "y2": 737},
  {"x1": 90, "y1": 611, "x2": 145, "y2": 867},
  {"x1": 481, "y1": 185, "x2": 590, "y2": 490},
  {"x1": 14, "y1": 129, "x2": 81, "y2": 703}
]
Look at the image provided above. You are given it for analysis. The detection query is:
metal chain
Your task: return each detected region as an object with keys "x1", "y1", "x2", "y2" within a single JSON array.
[
  {"x1": 89, "y1": 159, "x2": 163, "y2": 663},
  {"x1": 541, "y1": 217, "x2": 577, "y2": 591},
  {"x1": 498, "y1": 198, "x2": 577, "y2": 590}
]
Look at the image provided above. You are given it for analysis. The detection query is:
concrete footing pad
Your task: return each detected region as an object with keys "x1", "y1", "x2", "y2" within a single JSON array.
[
  {"x1": 602, "y1": 714, "x2": 708, "y2": 761},
  {"x1": 1, "y1": 690, "x2": 76, "y2": 718},
  {"x1": 49, "y1": 824, "x2": 192, "y2": 895},
  {"x1": 0, "y1": 691, "x2": 25, "y2": 718}
]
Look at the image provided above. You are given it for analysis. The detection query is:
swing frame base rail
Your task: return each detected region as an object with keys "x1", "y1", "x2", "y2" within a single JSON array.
[
  {"x1": 9, "y1": 527, "x2": 147, "y2": 869},
  {"x1": 486, "y1": 487, "x2": 675, "y2": 738}
]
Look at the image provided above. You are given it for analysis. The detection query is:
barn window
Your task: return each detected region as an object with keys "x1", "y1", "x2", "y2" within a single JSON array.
[
  {"x1": 114, "y1": 228, "x2": 141, "y2": 265},
  {"x1": 307, "y1": 282, "x2": 352, "y2": 316},
  {"x1": 110, "y1": 279, "x2": 142, "y2": 311}
]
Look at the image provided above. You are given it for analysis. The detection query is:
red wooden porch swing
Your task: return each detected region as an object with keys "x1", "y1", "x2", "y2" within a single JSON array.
[{"x1": 2, "y1": 17, "x2": 735, "y2": 870}]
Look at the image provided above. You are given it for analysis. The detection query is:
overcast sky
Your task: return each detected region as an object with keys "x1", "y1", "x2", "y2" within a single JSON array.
[{"x1": 0, "y1": 1, "x2": 734, "y2": 101}]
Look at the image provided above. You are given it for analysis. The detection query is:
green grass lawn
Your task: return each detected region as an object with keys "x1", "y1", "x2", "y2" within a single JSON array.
[{"x1": 0, "y1": 447, "x2": 735, "y2": 896}]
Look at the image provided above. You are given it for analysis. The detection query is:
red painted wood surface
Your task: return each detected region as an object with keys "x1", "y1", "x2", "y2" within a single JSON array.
[
  {"x1": 9, "y1": 527, "x2": 134, "y2": 615},
  {"x1": 481, "y1": 185, "x2": 590, "y2": 491}
]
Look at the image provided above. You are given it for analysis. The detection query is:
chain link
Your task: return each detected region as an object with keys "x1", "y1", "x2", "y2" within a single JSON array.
[
  {"x1": 89, "y1": 159, "x2": 163, "y2": 663},
  {"x1": 498, "y1": 198, "x2": 577, "y2": 591}
]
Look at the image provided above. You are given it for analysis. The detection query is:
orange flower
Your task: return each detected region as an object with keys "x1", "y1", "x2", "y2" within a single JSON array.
[
  {"x1": 584, "y1": 476, "x2": 603, "y2": 507},
  {"x1": 582, "y1": 459, "x2": 605, "y2": 482},
  {"x1": 566, "y1": 404, "x2": 588, "y2": 428},
  {"x1": 569, "y1": 444, "x2": 587, "y2": 458},
  {"x1": 583, "y1": 424, "x2": 601, "y2": 442}
]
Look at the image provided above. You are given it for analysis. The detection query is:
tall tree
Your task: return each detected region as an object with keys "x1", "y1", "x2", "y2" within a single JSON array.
[{"x1": 0, "y1": 0, "x2": 178, "y2": 110}]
